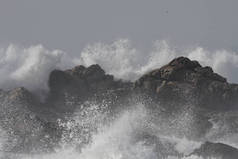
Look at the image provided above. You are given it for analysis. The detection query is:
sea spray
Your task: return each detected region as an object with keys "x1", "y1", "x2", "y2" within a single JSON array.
[
  {"x1": 0, "y1": 101, "x2": 220, "y2": 159},
  {"x1": 1, "y1": 40, "x2": 238, "y2": 92},
  {"x1": 0, "y1": 41, "x2": 237, "y2": 159}
]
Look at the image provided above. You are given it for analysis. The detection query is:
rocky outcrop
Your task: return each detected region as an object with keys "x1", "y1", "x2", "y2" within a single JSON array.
[
  {"x1": 49, "y1": 64, "x2": 128, "y2": 95},
  {"x1": 135, "y1": 57, "x2": 238, "y2": 110},
  {"x1": 46, "y1": 57, "x2": 238, "y2": 113},
  {"x1": 190, "y1": 141, "x2": 238, "y2": 159},
  {"x1": 133, "y1": 57, "x2": 238, "y2": 139},
  {"x1": 47, "y1": 64, "x2": 132, "y2": 112},
  {"x1": 0, "y1": 64, "x2": 134, "y2": 153},
  {"x1": 45, "y1": 57, "x2": 238, "y2": 139},
  {"x1": 1, "y1": 56, "x2": 238, "y2": 156}
]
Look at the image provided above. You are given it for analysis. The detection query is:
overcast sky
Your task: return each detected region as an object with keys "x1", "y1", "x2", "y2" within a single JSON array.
[{"x1": 0, "y1": 0, "x2": 237, "y2": 54}]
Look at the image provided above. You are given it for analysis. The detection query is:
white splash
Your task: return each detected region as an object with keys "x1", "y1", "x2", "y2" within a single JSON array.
[
  {"x1": 79, "y1": 39, "x2": 238, "y2": 83},
  {"x1": 0, "y1": 39, "x2": 238, "y2": 93},
  {"x1": 77, "y1": 40, "x2": 177, "y2": 81},
  {"x1": 188, "y1": 47, "x2": 238, "y2": 83},
  {"x1": 78, "y1": 104, "x2": 157, "y2": 159},
  {"x1": 0, "y1": 45, "x2": 65, "y2": 92}
]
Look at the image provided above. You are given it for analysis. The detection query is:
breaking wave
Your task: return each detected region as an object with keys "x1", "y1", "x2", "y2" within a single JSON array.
[
  {"x1": 0, "y1": 40, "x2": 238, "y2": 92},
  {"x1": 79, "y1": 40, "x2": 238, "y2": 83},
  {"x1": 0, "y1": 40, "x2": 238, "y2": 158},
  {"x1": 0, "y1": 102, "x2": 218, "y2": 159},
  {"x1": 0, "y1": 45, "x2": 65, "y2": 92}
]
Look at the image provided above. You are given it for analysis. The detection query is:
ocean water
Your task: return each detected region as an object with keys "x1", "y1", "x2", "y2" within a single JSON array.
[{"x1": 0, "y1": 40, "x2": 238, "y2": 158}]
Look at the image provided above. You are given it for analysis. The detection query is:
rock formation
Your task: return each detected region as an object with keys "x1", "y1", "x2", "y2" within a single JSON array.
[
  {"x1": 0, "y1": 56, "x2": 238, "y2": 157},
  {"x1": 135, "y1": 57, "x2": 238, "y2": 111},
  {"x1": 47, "y1": 64, "x2": 132, "y2": 113},
  {"x1": 190, "y1": 141, "x2": 238, "y2": 159}
]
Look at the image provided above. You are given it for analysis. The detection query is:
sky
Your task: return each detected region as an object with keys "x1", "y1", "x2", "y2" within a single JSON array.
[{"x1": 0, "y1": 0, "x2": 237, "y2": 55}]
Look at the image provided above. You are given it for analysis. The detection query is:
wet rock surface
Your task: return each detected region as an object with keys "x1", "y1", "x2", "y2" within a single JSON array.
[
  {"x1": 135, "y1": 57, "x2": 238, "y2": 111},
  {"x1": 0, "y1": 57, "x2": 238, "y2": 157},
  {"x1": 190, "y1": 141, "x2": 238, "y2": 159},
  {"x1": 47, "y1": 64, "x2": 132, "y2": 113}
]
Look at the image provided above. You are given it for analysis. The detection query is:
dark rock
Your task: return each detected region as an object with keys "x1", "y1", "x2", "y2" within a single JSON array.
[
  {"x1": 133, "y1": 57, "x2": 238, "y2": 139},
  {"x1": 2, "y1": 56, "x2": 238, "y2": 155},
  {"x1": 132, "y1": 132, "x2": 182, "y2": 158},
  {"x1": 135, "y1": 56, "x2": 237, "y2": 111},
  {"x1": 47, "y1": 64, "x2": 133, "y2": 113},
  {"x1": 190, "y1": 141, "x2": 238, "y2": 159}
]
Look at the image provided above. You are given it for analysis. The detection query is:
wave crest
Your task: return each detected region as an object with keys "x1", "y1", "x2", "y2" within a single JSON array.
[{"x1": 0, "y1": 40, "x2": 238, "y2": 93}]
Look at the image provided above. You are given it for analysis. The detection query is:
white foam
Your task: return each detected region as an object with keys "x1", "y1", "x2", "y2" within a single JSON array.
[
  {"x1": 188, "y1": 47, "x2": 238, "y2": 83},
  {"x1": 0, "y1": 44, "x2": 77, "y2": 93},
  {"x1": 77, "y1": 40, "x2": 177, "y2": 81},
  {"x1": 0, "y1": 39, "x2": 238, "y2": 93},
  {"x1": 79, "y1": 39, "x2": 238, "y2": 83},
  {"x1": 0, "y1": 103, "x2": 220, "y2": 159},
  {"x1": 78, "y1": 104, "x2": 157, "y2": 159}
]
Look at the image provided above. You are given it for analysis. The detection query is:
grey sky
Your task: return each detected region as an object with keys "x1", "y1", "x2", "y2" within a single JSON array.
[{"x1": 0, "y1": 0, "x2": 237, "y2": 54}]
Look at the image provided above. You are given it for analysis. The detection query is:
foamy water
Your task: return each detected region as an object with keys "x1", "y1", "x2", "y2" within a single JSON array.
[
  {"x1": 0, "y1": 102, "x2": 225, "y2": 159},
  {"x1": 0, "y1": 40, "x2": 238, "y2": 159}
]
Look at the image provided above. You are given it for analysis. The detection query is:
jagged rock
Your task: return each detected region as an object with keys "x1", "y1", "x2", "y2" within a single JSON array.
[
  {"x1": 1, "y1": 56, "x2": 238, "y2": 156},
  {"x1": 190, "y1": 141, "x2": 238, "y2": 159},
  {"x1": 135, "y1": 56, "x2": 238, "y2": 110},
  {"x1": 47, "y1": 64, "x2": 132, "y2": 112},
  {"x1": 133, "y1": 57, "x2": 238, "y2": 139},
  {"x1": 49, "y1": 64, "x2": 121, "y2": 94},
  {"x1": 45, "y1": 58, "x2": 238, "y2": 140},
  {"x1": 46, "y1": 57, "x2": 238, "y2": 113}
]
